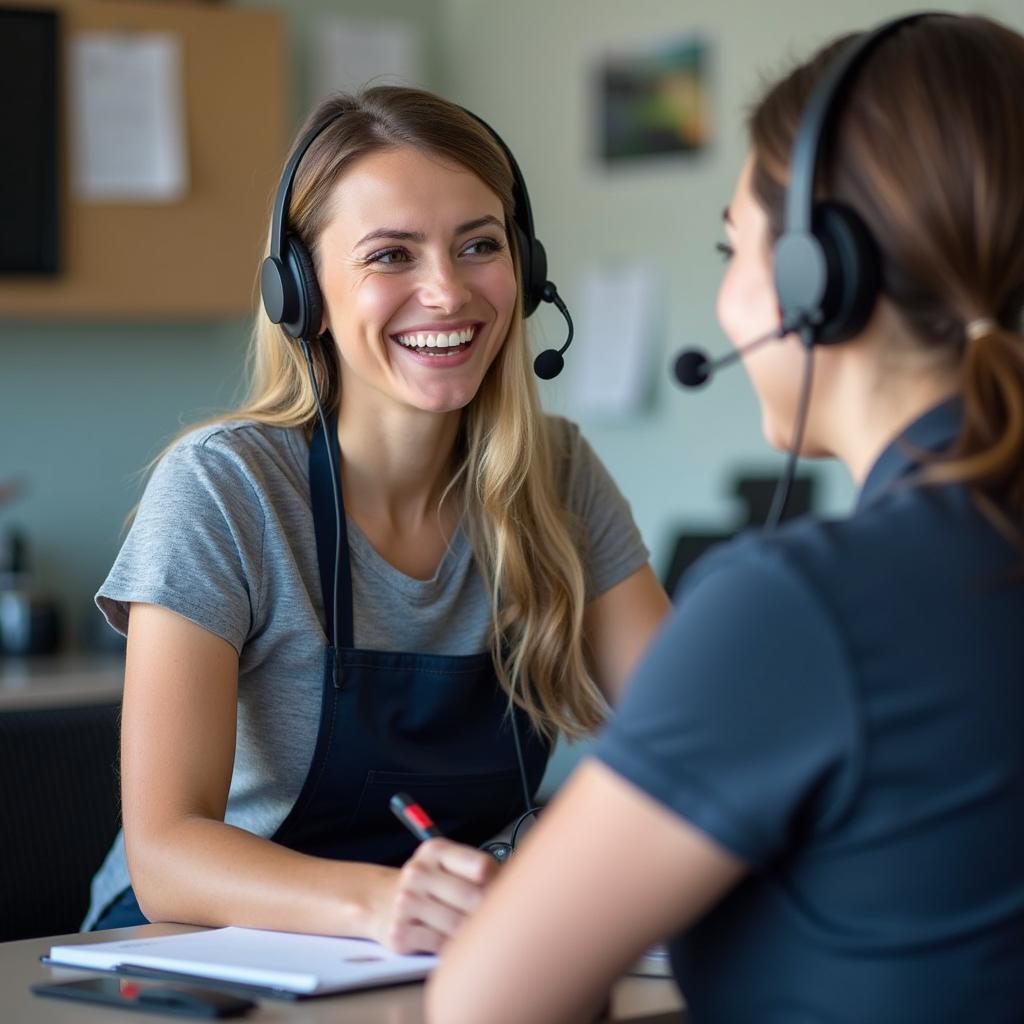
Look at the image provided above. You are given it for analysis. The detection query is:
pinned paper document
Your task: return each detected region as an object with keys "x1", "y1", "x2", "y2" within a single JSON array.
[
  {"x1": 572, "y1": 264, "x2": 660, "y2": 416},
  {"x1": 312, "y1": 16, "x2": 422, "y2": 100},
  {"x1": 70, "y1": 31, "x2": 188, "y2": 202}
]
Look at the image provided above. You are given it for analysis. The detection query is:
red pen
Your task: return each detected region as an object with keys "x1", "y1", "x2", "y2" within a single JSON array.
[{"x1": 390, "y1": 792, "x2": 444, "y2": 842}]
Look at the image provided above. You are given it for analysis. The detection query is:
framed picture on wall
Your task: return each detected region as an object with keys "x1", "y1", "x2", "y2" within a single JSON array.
[{"x1": 594, "y1": 33, "x2": 711, "y2": 166}]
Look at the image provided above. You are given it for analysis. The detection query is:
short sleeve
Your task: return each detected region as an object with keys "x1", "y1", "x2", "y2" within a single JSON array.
[
  {"x1": 551, "y1": 417, "x2": 650, "y2": 600},
  {"x1": 594, "y1": 540, "x2": 860, "y2": 865},
  {"x1": 95, "y1": 432, "x2": 266, "y2": 653}
]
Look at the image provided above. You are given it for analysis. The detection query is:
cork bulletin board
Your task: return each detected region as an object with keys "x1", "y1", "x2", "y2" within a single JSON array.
[{"x1": 0, "y1": 0, "x2": 286, "y2": 318}]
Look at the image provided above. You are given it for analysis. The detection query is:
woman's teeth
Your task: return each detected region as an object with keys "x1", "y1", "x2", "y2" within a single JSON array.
[{"x1": 393, "y1": 326, "x2": 476, "y2": 353}]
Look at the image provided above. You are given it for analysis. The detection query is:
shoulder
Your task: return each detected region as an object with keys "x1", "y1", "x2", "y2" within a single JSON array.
[
  {"x1": 691, "y1": 483, "x2": 982, "y2": 624},
  {"x1": 600, "y1": 519, "x2": 863, "y2": 861},
  {"x1": 540, "y1": 415, "x2": 650, "y2": 579},
  {"x1": 542, "y1": 414, "x2": 585, "y2": 461},
  {"x1": 154, "y1": 419, "x2": 306, "y2": 497},
  {"x1": 682, "y1": 516, "x2": 840, "y2": 600},
  {"x1": 674, "y1": 519, "x2": 847, "y2": 650},
  {"x1": 667, "y1": 518, "x2": 858, "y2": 699},
  {"x1": 138, "y1": 420, "x2": 308, "y2": 536},
  {"x1": 168, "y1": 418, "x2": 304, "y2": 467},
  {"x1": 541, "y1": 414, "x2": 608, "y2": 497}
]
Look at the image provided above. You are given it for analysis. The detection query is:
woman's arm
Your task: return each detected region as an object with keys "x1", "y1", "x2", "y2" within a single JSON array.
[
  {"x1": 426, "y1": 757, "x2": 745, "y2": 1024},
  {"x1": 121, "y1": 602, "x2": 496, "y2": 951},
  {"x1": 583, "y1": 565, "x2": 671, "y2": 704}
]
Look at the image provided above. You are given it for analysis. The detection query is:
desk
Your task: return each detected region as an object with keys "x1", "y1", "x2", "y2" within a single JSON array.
[{"x1": 3, "y1": 924, "x2": 685, "y2": 1022}]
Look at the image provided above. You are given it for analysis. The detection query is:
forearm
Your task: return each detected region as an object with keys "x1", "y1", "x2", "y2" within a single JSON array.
[
  {"x1": 427, "y1": 760, "x2": 744, "y2": 1024},
  {"x1": 126, "y1": 815, "x2": 396, "y2": 937}
]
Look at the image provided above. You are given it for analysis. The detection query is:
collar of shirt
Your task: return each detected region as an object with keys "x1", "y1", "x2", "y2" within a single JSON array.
[{"x1": 856, "y1": 396, "x2": 963, "y2": 512}]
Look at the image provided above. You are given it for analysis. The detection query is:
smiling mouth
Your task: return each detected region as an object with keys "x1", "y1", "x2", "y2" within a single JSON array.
[{"x1": 391, "y1": 325, "x2": 477, "y2": 356}]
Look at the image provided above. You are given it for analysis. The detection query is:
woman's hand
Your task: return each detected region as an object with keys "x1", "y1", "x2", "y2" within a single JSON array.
[{"x1": 370, "y1": 839, "x2": 499, "y2": 954}]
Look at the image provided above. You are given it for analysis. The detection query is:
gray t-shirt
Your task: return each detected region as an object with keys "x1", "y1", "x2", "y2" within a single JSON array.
[{"x1": 84, "y1": 415, "x2": 648, "y2": 929}]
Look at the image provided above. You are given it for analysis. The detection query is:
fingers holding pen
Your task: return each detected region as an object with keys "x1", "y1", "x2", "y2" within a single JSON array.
[
  {"x1": 379, "y1": 793, "x2": 502, "y2": 953},
  {"x1": 405, "y1": 838, "x2": 498, "y2": 911},
  {"x1": 379, "y1": 841, "x2": 497, "y2": 954}
]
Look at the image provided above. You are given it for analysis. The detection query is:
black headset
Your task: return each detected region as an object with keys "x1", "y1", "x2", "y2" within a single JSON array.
[
  {"x1": 772, "y1": 12, "x2": 940, "y2": 348},
  {"x1": 259, "y1": 103, "x2": 574, "y2": 378},
  {"x1": 756, "y1": 11, "x2": 938, "y2": 526}
]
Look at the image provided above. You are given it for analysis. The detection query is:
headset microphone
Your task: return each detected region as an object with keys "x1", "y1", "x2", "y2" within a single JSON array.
[
  {"x1": 672, "y1": 325, "x2": 787, "y2": 389},
  {"x1": 533, "y1": 283, "x2": 574, "y2": 380}
]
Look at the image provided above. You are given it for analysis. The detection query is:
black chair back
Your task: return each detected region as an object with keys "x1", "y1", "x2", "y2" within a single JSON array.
[{"x1": 0, "y1": 702, "x2": 121, "y2": 941}]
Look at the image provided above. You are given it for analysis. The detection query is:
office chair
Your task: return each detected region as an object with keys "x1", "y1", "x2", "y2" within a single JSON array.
[{"x1": 0, "y1": 701, "x2": 121, "y2": 941}]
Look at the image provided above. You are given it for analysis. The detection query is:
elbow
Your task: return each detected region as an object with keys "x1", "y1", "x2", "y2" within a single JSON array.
[{"x1": 123, "y1": 823, "x2": 184, "y2": 923}]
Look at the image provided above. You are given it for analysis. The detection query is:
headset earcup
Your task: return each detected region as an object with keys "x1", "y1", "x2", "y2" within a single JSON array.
[
  {"x1": 282, "y1": 235, "x2": 323, "y2": 341},
  {"x1": 516, "y1": 222, "x2": 547, "y2": 318},
  {"x1": 813, "y1": 200, "x2": 881, "y2": 345}
]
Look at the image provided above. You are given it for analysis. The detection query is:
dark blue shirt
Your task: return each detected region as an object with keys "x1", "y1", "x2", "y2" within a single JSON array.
[{"x1": 596, "y1": 400, "x2": 1024, "y2": 1023}]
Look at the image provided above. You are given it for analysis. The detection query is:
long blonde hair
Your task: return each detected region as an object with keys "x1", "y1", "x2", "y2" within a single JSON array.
[{"x1": 164, "y1": 88, "x2": 601, "y2": 741}]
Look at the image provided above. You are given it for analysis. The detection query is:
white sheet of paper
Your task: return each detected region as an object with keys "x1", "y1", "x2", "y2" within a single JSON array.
[
  {"x1": 312, "y1": 16, "x2": 421, "y2": 100},
  {"x1": 70, "y1": 32, "x2": 188, "y2": 202},
  {"x1": 48, "y1": 927, "x2": 436, "y2": 996},
  {"x1": 572, "y1": 265, "x2": 658, "y2": 416}
]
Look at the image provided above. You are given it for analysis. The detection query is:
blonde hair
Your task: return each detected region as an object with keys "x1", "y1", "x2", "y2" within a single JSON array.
[{"x1": 153, "y1": 87, "x2": 602, "y2": 741}]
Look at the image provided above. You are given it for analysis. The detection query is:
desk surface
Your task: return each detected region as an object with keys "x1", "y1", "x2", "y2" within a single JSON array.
[{"x1": 3, "y1": 924, "x2": 685, "y2": 1022}]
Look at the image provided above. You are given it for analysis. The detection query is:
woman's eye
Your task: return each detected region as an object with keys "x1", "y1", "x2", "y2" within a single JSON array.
[
  {"x1": 715, "y1": 241, "x2": 735, "y2": 263},
  {"x1": 367, "y1": 248, "x2": 411, "y2": 266},
  {"x1": 462, "y1": 238, "x2": 504, "y2": 257}
]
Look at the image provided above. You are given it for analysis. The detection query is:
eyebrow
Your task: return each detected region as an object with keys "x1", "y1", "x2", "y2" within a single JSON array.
[
  {"x1": 721, "y1": 206, "x2": 733, "y2": 226},
  {"x1": 354, "y1": 215, "x2": 506, "y2": 249}
]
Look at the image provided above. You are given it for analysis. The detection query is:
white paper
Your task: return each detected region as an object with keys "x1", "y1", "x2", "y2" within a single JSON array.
[
  {"x1": 70, "y1": 32, "x2": 188, "y2": 202},
  {"x1": 572, "y1": 265, "x2": 658, "y2": 416},
  {"x1": 312, "y1": 15, "x2": 422, "y2": 101},
  {"x1": 49, "y1": 927, "x2": 436, "y2": 996}
]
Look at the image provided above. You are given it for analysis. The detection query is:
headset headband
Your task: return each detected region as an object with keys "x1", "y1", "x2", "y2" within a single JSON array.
[
  {"x1": 785, "y1": 12, "x2": 936, "y2": 236},
  {"x1": 460, "y1": 109, "x2": 539, "y2": 260},
  {"x1": 266, "y1": 106, "x2": 541, "y2": 293},
  {"x1": 268, "y1": 113, "x2": 343, "y2": 264}
]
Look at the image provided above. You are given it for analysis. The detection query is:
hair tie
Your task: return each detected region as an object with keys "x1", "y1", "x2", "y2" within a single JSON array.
[{"x1": 965, "y1": 317, "x2": 999, "y2": 343}]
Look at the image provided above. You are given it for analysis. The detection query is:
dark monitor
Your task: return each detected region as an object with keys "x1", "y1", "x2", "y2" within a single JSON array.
[
  {"x1": 663, "y1": 473, "x2": 816, "y2": 597},
  {"x1": 0, "y1": 8, "x2": 60, "y2": 275}
]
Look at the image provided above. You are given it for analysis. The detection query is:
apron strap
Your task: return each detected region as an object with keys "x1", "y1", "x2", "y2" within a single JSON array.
[{"x1": 309, "y1": 415, "x2": 355, "y2": 650}]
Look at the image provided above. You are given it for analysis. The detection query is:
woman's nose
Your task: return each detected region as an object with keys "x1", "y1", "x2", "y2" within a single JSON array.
[{"x1": 419, "y1": 257, "x2": 472, "y2": 313}]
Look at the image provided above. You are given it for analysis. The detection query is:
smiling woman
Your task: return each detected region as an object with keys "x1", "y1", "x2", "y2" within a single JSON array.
[{"x1": 81, "y1": 87, "x2": 670, "y2": 954}]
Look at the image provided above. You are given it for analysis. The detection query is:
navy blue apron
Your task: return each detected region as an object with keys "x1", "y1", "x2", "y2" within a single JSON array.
[
  {"x1": 271, "y1": 414, "x2": 549, "y2": 863},
  {"x1": 93, "y1": 416, "x2": 548, "y2": 928}
]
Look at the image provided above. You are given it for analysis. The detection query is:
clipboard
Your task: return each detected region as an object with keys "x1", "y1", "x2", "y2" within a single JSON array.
[{"x1": 42, "y1": 927, "x2": 436, "y2": 999}]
